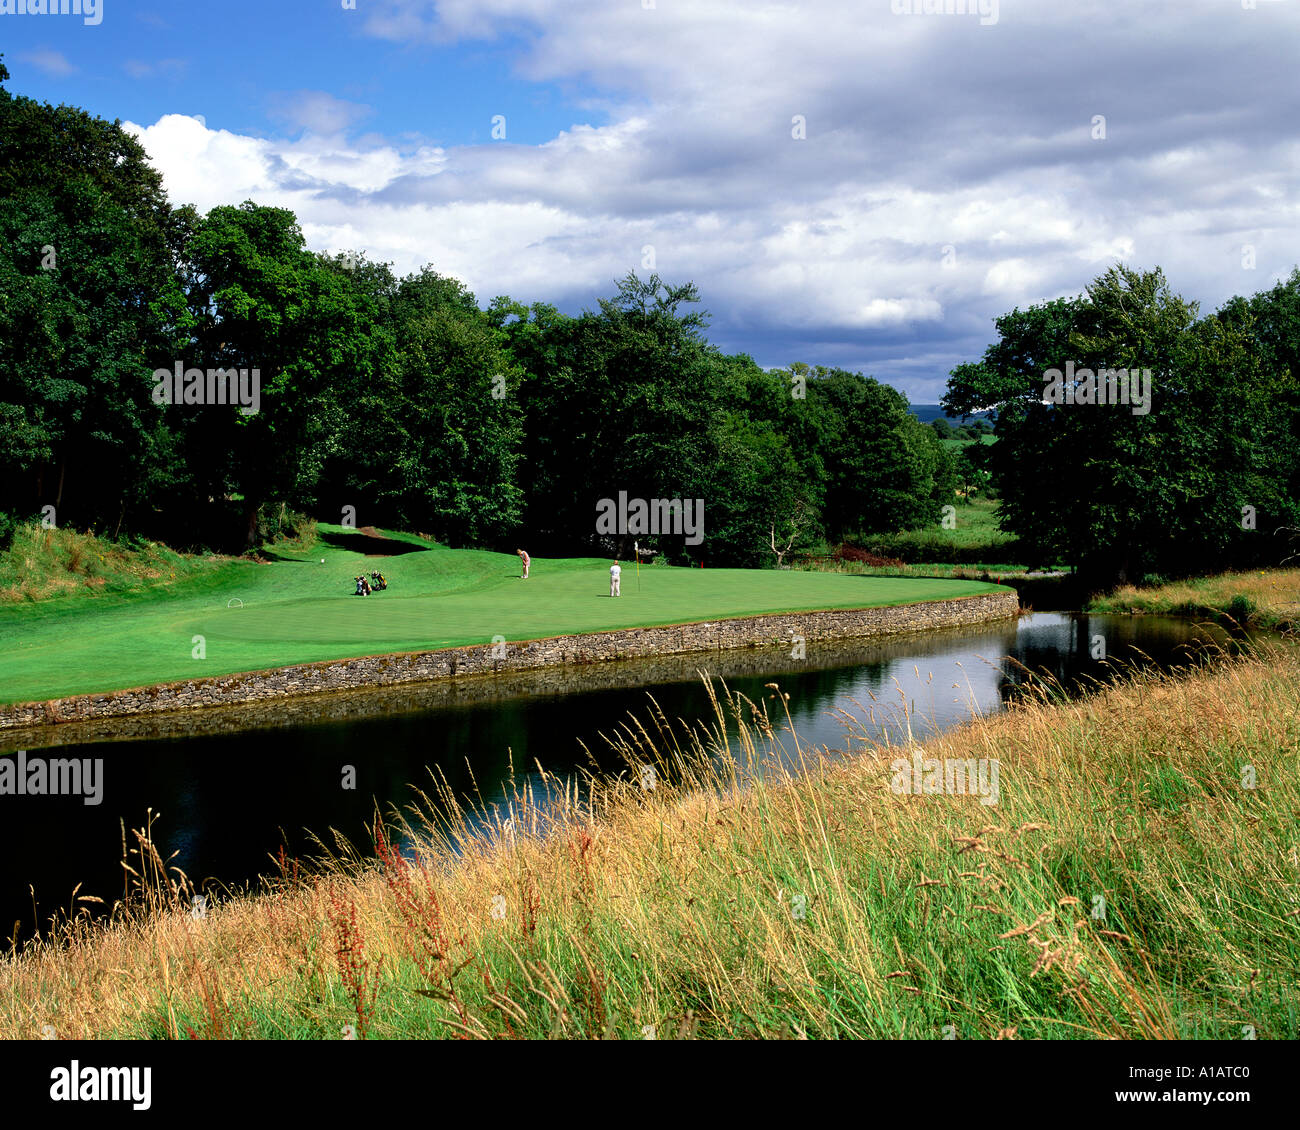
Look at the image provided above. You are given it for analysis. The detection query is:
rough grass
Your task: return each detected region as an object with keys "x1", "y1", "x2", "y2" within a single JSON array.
[
  {"x1": 833, "y1": 499, "x2": 1043, "y2": 567},
  {"x1": 940, "y1": 434, "x2": 997, "y2": 450},
  {"x1": 940, "y1": 495, "x2": 1008, "y2": 547},
  {"x1": 798, "y1": 502, "x2": 1046, "y2": 577},
  {"x1": 4, "y1": 639, "x2": 1297, "y2": 1040},
  {"x1": 799, "y1": 561, "x2": 1043, "y2": 580},
  {"x1": 1088, "y1": 568, "x2": 1300, "y2": 633},
  {"x1": 0, "y1": 523, "x2": 233, "y2": 604}
]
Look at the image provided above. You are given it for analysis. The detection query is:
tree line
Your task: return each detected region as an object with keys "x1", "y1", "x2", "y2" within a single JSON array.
[
  {"x1": 0, "y1": 63, "x2": 953, "y2": 566},
  {"x1": 3, "y1": 63, "x2": 1297, "y2": 581}
]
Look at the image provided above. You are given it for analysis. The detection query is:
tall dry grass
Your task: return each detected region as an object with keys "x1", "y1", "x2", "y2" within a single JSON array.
[
  {"x1": 0, "y1": 523, "x2": 228, "y2": 603},
  {"x1": 1088, "y1": 567, "x2": 1300, "y2": 632},
  {"x1": 2, "y1": 640, "x2": 1297, "y2": 1040}
]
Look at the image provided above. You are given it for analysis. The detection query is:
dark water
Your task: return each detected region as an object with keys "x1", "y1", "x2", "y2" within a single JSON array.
[{"x1": 0, "y1": 612, "x2": 1235, "y2": 944}]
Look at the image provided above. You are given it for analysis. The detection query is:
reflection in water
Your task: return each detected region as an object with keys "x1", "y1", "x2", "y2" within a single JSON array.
[{"x1": 0, "y1": 613, "x2": 1234, "y2": 943}]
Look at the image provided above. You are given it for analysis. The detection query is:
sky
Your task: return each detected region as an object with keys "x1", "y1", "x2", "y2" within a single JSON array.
[{"x1": 4, "y1": 0, "x2": 1300, "y2": 402}]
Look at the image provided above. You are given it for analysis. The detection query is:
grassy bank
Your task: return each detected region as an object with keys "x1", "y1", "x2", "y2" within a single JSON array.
[
  {"x1": 0, "y1": 523, "x2": 1004, "y2": 705},
  {"x1": 0, "y1": 523, "x2": 238, "y2": 604},
  {"x1": 799, "y1": 561, "x2": 1046, "y2": 581},
  {"x1": 1088, "y1": 568, "x2": 1300, "y2": 632},
  {"x1": 799, "y1": 499, "x2": 1044, "y2": 570},
  {"x1": 3, "y1": 640, "x2": 1297, "y2": 1040}
]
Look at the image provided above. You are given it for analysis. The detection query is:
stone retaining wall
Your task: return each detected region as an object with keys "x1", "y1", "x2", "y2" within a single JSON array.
[{"x1": 0, "y1": 590, "x2": 1018, "y2": 730}]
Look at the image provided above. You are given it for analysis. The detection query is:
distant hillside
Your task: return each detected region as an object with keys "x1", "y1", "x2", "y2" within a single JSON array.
[{"x1": 909, "y1": 404, "x2": 996, "y2": 425}]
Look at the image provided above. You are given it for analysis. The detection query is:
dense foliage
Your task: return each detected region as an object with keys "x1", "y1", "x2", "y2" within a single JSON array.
[
  {"x1": 0, "y1": 69, "x2": 954, "y2": 564},
  {"x1": 944, "y1": 265, "x2": 1300, "y2": 582},
  {"x1": 2, "y1": 67, "x2": 1296, "y2": 579}
]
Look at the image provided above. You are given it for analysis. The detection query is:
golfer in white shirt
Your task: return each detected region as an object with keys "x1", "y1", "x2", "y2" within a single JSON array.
[{"x1": 609, "y1": 560, "x2": 622, "y2": 597}]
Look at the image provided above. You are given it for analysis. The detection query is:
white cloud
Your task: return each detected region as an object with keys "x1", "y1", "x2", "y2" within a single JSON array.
[
  {"x1": 268, "y1": 91, "x2": 374, "y2": 138},
  {"x1": 125, "y1": 0, "x2": 1300, "y2": 400},
  {"x1": 123, "y1": 58, "x2": 187, "y2": 80},
  {"x1": 18, "y1": 49, "x2": 75, "y2": 78}
]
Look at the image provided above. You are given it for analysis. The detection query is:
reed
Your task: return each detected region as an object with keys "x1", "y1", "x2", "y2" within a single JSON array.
[
  {"x1": 1087, "y1": 567, "x2": 1300, "y2": 632},
  {"x1": 2, "y1": 638, "x2": 1297, "y2": 1040}
]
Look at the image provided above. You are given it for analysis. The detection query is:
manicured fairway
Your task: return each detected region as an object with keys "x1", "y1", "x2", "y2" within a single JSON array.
[{"x1": 0, "y1": 526, "x2": 1008, "y2": 704}]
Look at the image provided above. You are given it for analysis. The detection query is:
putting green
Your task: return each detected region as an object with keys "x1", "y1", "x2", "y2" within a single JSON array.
[{"x1": 0, "y1": 527, "x2": 1009, "y2": 704}]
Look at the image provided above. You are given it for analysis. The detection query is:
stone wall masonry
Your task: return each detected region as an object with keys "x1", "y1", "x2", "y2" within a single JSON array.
[
  {"x1": 0, "y1": 590, "x2": 1019, "y2": 732},
  {"x1": 4, "y1": 611, "x2": 1028, "y2": 752}
]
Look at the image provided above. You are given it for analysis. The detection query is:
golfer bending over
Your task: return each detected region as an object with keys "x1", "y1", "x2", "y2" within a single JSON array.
[
  {"x1": 610, "y1": 559, "x2": 621, "y2": 597},
  {"x1": 517, "y1": 548, "x2": 530, "y2": 579}
]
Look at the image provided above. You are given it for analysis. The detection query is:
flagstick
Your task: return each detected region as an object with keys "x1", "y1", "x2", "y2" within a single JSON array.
[{"x1": 634, "y1": 541, "x2": 641, "y2": 593}]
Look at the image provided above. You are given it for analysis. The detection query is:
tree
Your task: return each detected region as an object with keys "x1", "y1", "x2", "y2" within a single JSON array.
[
  {"x1": 1217, "y1": 269, "x2": 1300, "y2": 512},
  {"x1": 700, "y1": 410, "x2": 811, "y2": 567},
  {"x1": 800, "y1": 367, "x2": 951, "y2": 542},
  {"x1": 944, "y1": 264, "x2": 1300, "y2": 582},
  {"x1": 182, "y1": 202, "x2": 395, "y2": 545},
  {"x1": 769, "y1": 497, "x2": 813, "y2": 568},
  {"x1": 511, "y1": 273, "x2": 724, "y2": 557},
  {"x1": 0, "y1": 57, "x2": 191, "y2": 538},
  {"x1": 386, "y1": 270, "x2": 524, "y2": 543},
  {"x1": 954, "y1": 445, "x2": 991, "y2": 500}
]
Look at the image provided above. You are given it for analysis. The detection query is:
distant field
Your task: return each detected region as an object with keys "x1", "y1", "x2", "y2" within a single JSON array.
[
  {"x1": 798, "y1": 497, "x2": 1033, "y2": 570},
  {"x1": 0, "y1": 525, "x2": 1007, "y2": 704},
  {"x1": 940, "y1": 435, "x2": 997, "y2": 450},
  {"x1": 934, "y1": 496, "x2": 1008, "y2": 548}
]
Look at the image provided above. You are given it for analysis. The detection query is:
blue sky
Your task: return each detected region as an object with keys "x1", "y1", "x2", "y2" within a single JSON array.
[
  {"x1": 4, "y1": 2, "x2": 602, "y2": 145},
  {"x1": 5, "y1": 0, "x2": 1300, "y2": 402}
]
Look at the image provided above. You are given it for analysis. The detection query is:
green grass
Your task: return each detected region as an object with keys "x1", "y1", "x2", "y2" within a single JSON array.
[
  {"x1": 7, "y1": 638, "x2": 1297, "y2": 1040},
  {"x1": 0, "y1": 522, "x2": 232, "y2": 602},
  {"x1": 823, "y1": 562, "x2": 1050, "y2": 580},
  {"x1": 0, "y1": 523, "x2": 1006, "y2": 704},
  {"x1": 933, "y1": 495, "x2": 1008, "y2": 549},
  {"x1": 1087, "y1": 568, "x2": 1300, "y2": 633},
  {"x1": 805, "y1": 498, "x2": 1037, "y2": 568}
]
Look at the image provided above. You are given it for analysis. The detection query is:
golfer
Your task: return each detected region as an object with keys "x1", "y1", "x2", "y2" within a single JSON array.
[
  {"x1": 610, "y1": 559, "x2": 622, "y2": 597},
  {"x1": 517, "y1": 548, "x2": 530, "y2": 579}
]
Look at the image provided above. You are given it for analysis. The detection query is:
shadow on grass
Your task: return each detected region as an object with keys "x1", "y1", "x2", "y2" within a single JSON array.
[
  {"x1": 254, "y1": 547, "x2": 314, "y2": 563},
  {"x1": 318, "y1": 530, "x2": 432, "y2": 557}
]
